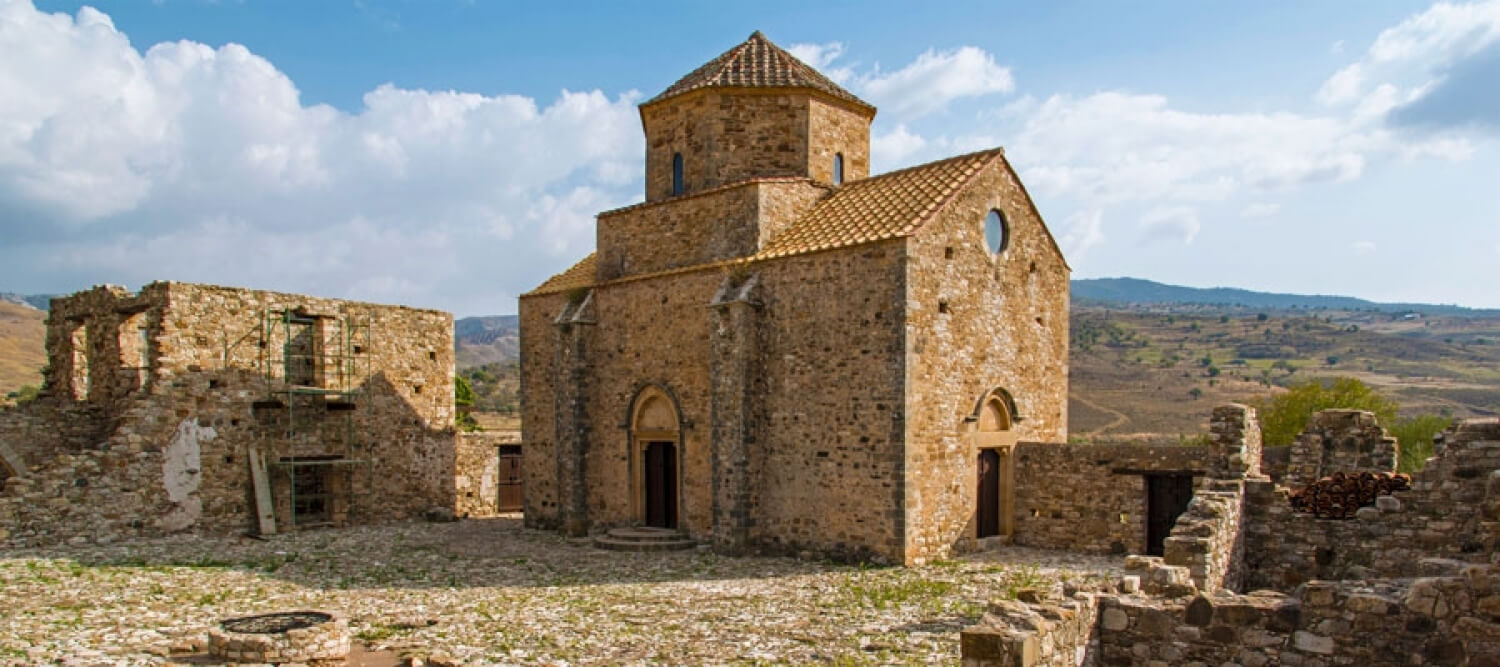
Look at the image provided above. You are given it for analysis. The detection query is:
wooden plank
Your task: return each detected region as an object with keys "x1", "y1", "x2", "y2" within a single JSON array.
[{"x1": 248, "y1": 444, "x2": 277, "y2": 535}]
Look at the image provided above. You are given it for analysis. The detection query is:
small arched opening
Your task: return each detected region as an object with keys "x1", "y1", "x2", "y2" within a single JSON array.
[
  {"x1": 671, "y1": 153, "x2": 685, "y2": 196},
  {"x1": 629, "y1": 385, "x2": 682, "y2": 529}
]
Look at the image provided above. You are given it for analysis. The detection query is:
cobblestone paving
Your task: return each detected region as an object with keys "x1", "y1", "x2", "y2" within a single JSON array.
[{"x1": 0, "y1": 518, "x2": 1121, "y2": 665}]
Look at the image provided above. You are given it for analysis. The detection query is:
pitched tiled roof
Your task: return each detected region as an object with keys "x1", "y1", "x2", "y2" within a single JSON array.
[
  {"x1": 529, "y1": 252, "x2": 596, "y2": 295},
  {"x1": 756, "y1": 148, "x2": 1005, "y2": 259},
  {"x1": 645, "y1": 31, "x2": 873, "y2": 112}
]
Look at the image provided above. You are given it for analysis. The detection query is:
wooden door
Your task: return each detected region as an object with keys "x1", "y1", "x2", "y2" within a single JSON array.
[
  {"x1": 644, "y1": 441, "x2": 678, "y2": 529},
  {"x1": 497, "y1": 445, "x2": 523, "y2": 512},
  {"x1": 977, "y1": 449, "x2": 1001, "y2": 538},
  {"x1": 1146, "y1": 474, "x2": 1194, "y2": 556}
]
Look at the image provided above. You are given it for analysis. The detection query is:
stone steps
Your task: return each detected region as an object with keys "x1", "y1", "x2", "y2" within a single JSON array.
[{"x1": 593, "y1": 526, "x2": 697, "y2": 552}]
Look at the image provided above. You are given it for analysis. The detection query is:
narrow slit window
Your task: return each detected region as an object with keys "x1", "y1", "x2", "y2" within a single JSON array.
[
  {"x1": 833, "y1": 153, "x2": 845, "y2": 185},
  {"x1": 672, "y1": 152, "x2": 684, "y2": 196}
]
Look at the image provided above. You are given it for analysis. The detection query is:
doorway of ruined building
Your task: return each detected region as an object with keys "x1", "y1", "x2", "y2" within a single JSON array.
[
  {"x1": 629, "y1": 385, "x2": 682, "y2": 531},
  {"x1": 971, "y1": 388, "x2": 1018, "y2": 544},
  {"x1": 497, "y1": 444, "x2": 523, "y2": 512},
  {"x1": 1145, "y1": 474, "x2": 1194, "y2": 556},
  {"x1": 284, "y1": 314, "x2": 320, "y2": 387}
]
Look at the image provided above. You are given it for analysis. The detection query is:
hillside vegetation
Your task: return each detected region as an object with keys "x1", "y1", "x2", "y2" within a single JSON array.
[{"x1": 0, "y1": 302, "x2": 45, "y2": 397}]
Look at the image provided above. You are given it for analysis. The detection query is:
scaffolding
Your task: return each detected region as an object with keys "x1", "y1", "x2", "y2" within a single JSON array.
[{"x1": 250, "y1": 308, "x2": 374, "y2": 533}]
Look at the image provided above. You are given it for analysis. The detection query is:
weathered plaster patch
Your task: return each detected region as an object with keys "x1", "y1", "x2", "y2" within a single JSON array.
[{"x1": 162, "y1": 418, "x2": 213, "y2": 531}]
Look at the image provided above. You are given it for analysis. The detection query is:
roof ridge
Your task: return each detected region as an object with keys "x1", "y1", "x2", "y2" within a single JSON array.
[
  {"x1": 644, "y1": 31, "x2": 872, "y2": 111},
  {"x1": 849, "y1": 147, "x2": 1005, "y2": 189}
]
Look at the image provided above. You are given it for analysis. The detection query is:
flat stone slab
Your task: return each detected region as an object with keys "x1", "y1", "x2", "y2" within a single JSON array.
[{"x1": 594, "y1": 527, "x2": 697, "y2": 551}]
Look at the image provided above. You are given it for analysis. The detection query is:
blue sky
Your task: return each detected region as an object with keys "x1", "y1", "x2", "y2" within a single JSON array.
[{"x1": 3, "y1": 0, "x2": 1498, "y2": 315}]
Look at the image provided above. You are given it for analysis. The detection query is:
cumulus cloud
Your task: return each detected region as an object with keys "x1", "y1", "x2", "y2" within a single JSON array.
[
  {"x1": 786, "y1": 41, "x2": 853, "y2": 84},
  {"x1": 870, "y1": 124, "x2": 929, "y2": 169},
  {"x1": 0, "y1": 0, "x2": 642, "y2": 314},
  {"x1": 1320, "y1": 0, "x2": 1500, "y2": 131},
  {"x1": 857, "y1": 46, "x2": 1014, "y2": 119},
  {"x1": 1139, "y1": 206, "x2": 1200, "y2": 245},
  {"x1": 1353, "y1": 240, "x2": 1378, "y2": 254},
  {"x1": 1057, "y1": 208, "x2": 1105, "y2": 260}
]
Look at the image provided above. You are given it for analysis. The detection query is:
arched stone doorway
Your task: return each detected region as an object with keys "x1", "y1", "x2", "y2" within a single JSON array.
[
  {"x1": 629, "y1": 386, "x2": 682, "y2": 529},
  {"x1": 971, "y1": 389, "x2": 1018, "y2": 542}
]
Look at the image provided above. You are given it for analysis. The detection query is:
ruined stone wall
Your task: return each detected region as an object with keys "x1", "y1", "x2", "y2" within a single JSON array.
[
  {"x1": 1163, "y1": 481, "x2": 1245, "y2": 594},
  {"x1": 1011, "y1": 443, "x2": 1219, "y2": 554},
  {"x1": 1, "y1": 282, "x2": 458, "y2": 545},
  {"x1": 595, "y1": 180, "x2": 827, "y2": 281},
  {"x1": 1244, "y1": 419, "x2": 1500, "y2": 591},
  {"x1": 900, "y1": 156, "x2": 1070, "y2": 563},
  {"x1": 455, "y1": 432, "x2": 516, "y2": 518},
  {"x1": 1095, "y1": 568, "x2": 1500, "y2": 665},
  {"x1": 960, "y1": 594, "x2": 1102, "y2": 667},
  {"x1": 0, "y1": 448, "x2": 169, "y2": 546},
  {"x1": 518, "y1": 292, "x2": 565, "y2": 527},
  {"x1": 1285, "y1": 409, "x2": 1398, "y2": 488},
  {"x1": 806, "y1": 97, "x2": 870, "y2": 185}
]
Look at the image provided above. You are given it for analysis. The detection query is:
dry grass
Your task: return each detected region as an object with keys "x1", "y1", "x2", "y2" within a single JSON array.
[{"x1": 0, "y1": 302, "x2": 44, "y2": 397}]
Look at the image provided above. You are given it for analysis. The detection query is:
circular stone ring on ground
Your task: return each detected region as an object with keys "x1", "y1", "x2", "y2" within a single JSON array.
[{"x1": 207, "y1": 610, "x2": 350, "y2": 664}]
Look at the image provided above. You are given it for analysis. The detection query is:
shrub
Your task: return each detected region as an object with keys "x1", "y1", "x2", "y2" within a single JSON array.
[
  {"x1": 1253, "y1": 377, "x2": 1399, "y2": 446},
  {"x1": 1390, "y1": 414, "x2": 1453, "y2": 473}
]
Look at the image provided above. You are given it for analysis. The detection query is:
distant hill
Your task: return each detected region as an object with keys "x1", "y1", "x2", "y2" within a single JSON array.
[
  {"x1": 0, "y1": 293, "x2": 52, "y2": 311},
  {"x1": 1072, "y1": 278, "x2": 1494, "y2": 316},
  {"x1": 0, "y1": 302, "x2": 46, "y2": 396},
  {"x1": 455, "y1": 315, "x2": 519, "y2": 368}
]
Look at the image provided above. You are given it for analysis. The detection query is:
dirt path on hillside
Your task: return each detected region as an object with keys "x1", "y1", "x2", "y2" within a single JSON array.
[{"x1": 1071, "y1": 393, "x2": 1129, "y2": 437}]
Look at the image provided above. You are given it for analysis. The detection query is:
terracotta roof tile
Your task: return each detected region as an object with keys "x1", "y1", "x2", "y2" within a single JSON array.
[
  {"x1": 756, "y1": 148, "x2": 1004, "y2": 259},
  {"x1": 646, "y1": 31, "x2": 872, "y2": 111},
  {"x1": 528, "y1": 252, "x2": 596, "y2": 295}
]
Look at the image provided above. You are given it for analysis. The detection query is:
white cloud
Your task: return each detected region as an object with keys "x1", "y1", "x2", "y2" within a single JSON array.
[
  {"x1": 1240, "y1": 202, "x2": 1281, "y2": 219},
  {"x1": 1139, "y1": 206, "x2": 1200, "y2": 245},
  {"x1": 0, "y1": 0, "x2": 642, "y2": 314},
  {"x1": 786, "y1": 41, "x2": 853, "y2": 84},
  {"x1": 1319, "y1": 0, "x2": 1500, "y2": 129},
  {"x1": 870, "y1": 124, "x2": 928, "y2": 169},
  {"x1": 857, "y1": 46, "x2": 1014, "y2": 119},
  {"x1": 1057, "y1": 208, "x2": 1105, "y2": 260},
  {"x1": 1353, "y1": 240, "x2": 1378, "y2": 254}
]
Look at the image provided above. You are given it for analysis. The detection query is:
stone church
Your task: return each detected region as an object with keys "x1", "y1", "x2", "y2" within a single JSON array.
[{"x1": 519, "y1": 32, "x2": 1069, "y2": 565}]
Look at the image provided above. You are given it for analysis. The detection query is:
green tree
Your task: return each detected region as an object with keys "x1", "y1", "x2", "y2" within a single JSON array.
[
  {"x1": 1253, "y1": 377, "x2": 1398, "y2": 446},
  {"x1": 4, "y1": 384, "x2": 39, "y2": 403},
  {"x1": 1390, "y1": 414, "x2": 1453, "y2": 473},
  {"x1": 454, "y1": 375, "x2": 480, "y2": 431}
]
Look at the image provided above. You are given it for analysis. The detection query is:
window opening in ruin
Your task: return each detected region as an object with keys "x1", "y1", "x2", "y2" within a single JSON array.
[
  {"x1": 498, "y1": 445, "x2": 523, "y2": 512},
  {"x1": 672, "y1": 152, "x2": 684, "y2": 196},
  {"x1": 287, "y1": 457, "x2": 337, "y2": 526},
  {"x1": 834, "y1": 153, "x2": 845, "y2": 185},
  {"x1": 285, "y1": 316, "x2": 319, "y2": 387},
  {"x1": 1145, "y1": 474, "x2": 1194, "y2": 556},
  {"x1": 984, "y1": 209, "x2": 1010, "y2": 255},
  {"x1": 70, "y1": 324, "x2": 89, "y2": 400},
  {"x1": 644, "y1": 441, "x2": 678, "y2": 529}
]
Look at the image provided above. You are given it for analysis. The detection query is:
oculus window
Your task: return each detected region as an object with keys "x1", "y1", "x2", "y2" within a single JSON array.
[{"x1": 984, "y1": 209, "x2": 1009, "y2": 255}]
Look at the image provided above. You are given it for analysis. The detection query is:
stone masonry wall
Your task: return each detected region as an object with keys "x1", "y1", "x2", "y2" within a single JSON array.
[
  {"x1": 641, "y1": 90, "x2": 870, "y2": 202},
  {"x1": 0, "y1": 282, "x2": 457, "y2": 546},
  {"x1": 1164, "y1": 481, "x2": 1245, "y2": 594},
  {"x1": 1285, "y1": 409, "x2": 1398, "y2": 488},
  {"x1": 960, "y1": 594, "x2": 1102, "y2": 667},
  {"x1": 455, "y1": 431, "x2": 517, "y2": 518},
  {"x1": 595, "y1": 179, "x2": 827, "y2": 281},
  {"x1": 901, "y1": 155, "x2": 1070, "y2": 563},
  {"x1": 1244, "y1": 418, "x2": 1500, "y2": 591},
  {"x1": 1011, "y1": 442, "x2": 1219, "y2": 554}
]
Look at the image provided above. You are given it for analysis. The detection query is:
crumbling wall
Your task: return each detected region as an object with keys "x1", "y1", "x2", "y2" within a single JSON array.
[
  {"x1": 960, "y1": 594, "x2": 1102, "y2": 667},
  {"x1": 1011, "y1": 443, "x2": 1218, "y2": 554},
  {"x1": 1285, "y1": 409, "x2": 1398, "y2": 488},
  {"x1": 1243, "y1": 419, "x2": 1500, "y2": 591},
  {"x1": 1164, "y1": 481, "x2": 1245, "y2": 594}
]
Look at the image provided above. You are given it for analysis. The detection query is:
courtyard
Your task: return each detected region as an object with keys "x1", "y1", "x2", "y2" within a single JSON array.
[{"x1": 0, "y1": 518, "x2": 1119, "y2": 665}]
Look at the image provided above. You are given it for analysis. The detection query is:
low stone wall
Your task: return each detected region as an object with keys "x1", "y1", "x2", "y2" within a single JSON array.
[
  {"x1": 456, "y1": 432, "x2": 518, "y2": 518},
  {"x1": 1097, "y1": 565, "x2": 1500, "y2": 665},
  {"x1": 0, "y1": 448, "x2": 170, "y2": 546},
  {"x1": 960, "y1": 594, "x2": 1102, "y2": 667},
  {"x1": 1164, "y1": 480, "x2": 1246, "y2": 594},
  {"x1": 1244, "y1": 419, "x2": 1500, "y2": 591},
  {"x1": 963, "y1": 565, "x2": 1500, "y2": 666},
  {"x1": 1012, "y1": 443, "x2": 1218, "y2": 554},
  {"x1": 1285, "y1": 409, "x2": 1397, "y2": 488}
]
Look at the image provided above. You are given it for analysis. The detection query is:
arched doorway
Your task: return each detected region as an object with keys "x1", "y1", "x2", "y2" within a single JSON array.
[
  {"x1": 630, "y1": 386, "x2": 682, "y2": 529},
  {"x1": 972, "y1": 390, "x2": 1018, "y2": 541}
]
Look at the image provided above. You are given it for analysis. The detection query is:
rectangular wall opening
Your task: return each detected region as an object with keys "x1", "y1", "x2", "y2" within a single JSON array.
[{"x1": 1145, "y1": 474, "x2": 1195, "y2": 556}]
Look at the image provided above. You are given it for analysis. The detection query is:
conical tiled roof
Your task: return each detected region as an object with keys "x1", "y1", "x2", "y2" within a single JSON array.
[{"x1": 645, "y1": 31, "x2": 873, "y2": 112}]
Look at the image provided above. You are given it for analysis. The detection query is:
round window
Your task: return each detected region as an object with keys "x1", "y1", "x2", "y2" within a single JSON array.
[{"x1": 984, "y1": 209, "x2": 1009, "y2": 254}]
